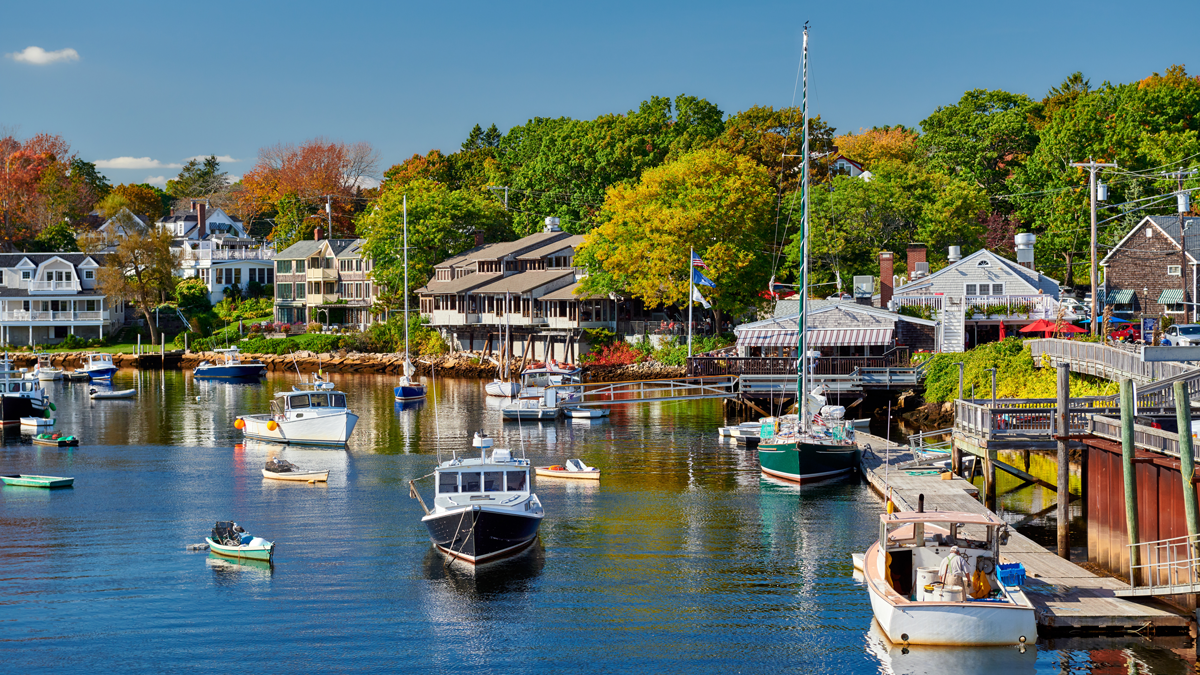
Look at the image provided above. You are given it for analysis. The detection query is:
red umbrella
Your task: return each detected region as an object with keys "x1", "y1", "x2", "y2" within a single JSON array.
[
  {"x1": 1054, "y1": 323, "x2": 1087, "y2": 335},
  {"x1": 999, "y1": 321, "x2": 1006, "y2": 339},
  {"x1": 1019, "y1": 319, "x2": 1053, "y2": 333}
]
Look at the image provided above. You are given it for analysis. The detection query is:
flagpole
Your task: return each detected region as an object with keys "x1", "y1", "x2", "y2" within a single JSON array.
[{"x1": 688, "y1": 247, "x2": 694, "y2": 358}]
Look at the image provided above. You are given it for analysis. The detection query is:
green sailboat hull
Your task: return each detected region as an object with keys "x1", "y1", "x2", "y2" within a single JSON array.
[{"x1": 758, "y1": 439, "x2": 859, "y2": 484}]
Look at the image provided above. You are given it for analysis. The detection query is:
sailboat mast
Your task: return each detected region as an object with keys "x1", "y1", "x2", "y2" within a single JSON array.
[
  {"x1": 403, "y1": 194, "x2": 410, "y2": 360},
  {"x1": 799, "y1": 24, "x2": 810, "y2": 432}
]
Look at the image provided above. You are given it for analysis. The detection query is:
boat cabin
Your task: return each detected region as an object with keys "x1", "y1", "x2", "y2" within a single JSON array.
[
  {"x1": 275, "y1": 391, "x2": 348, "y2": 411},
  {"x1": 434, "y1": 448, "x2": 533, "y2": 506},
  {"x1": 878, "y1": 512, "x2": 1006, "y2": 600}
]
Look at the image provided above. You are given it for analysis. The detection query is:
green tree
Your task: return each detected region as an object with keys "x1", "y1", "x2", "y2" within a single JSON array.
[
  {"x1": 918, "y1": 89, "x2": 1040, "y2": 197},
  {"x1": 577, "y1": 148, "x2": 775, "y2": 327},
  {"x1": 174, "y1": 276, "x2": 212, "y2": 311},
  {"x1": 714, "y1": 105, "x2": 837, "y2": 188},
  {"x1": 97, "y1": 229, "x2": 179, "y2": 345},
  {"x1": 270, "y1": 194, "x2": 315, "y2": 250},
  {"x1": 357, "y1": 179, "x2": 511, "y2": 310},
  {"x1": 33, "y1": 220, "x2": 77, "y2": 252},
  {"x1": 69, "y1": 158, "x2": 111, "y2": 202},
  {"x1": 166, "y1": 155, "x2": 228, "y2": 199}
]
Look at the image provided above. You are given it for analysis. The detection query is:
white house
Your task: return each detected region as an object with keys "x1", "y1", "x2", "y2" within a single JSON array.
[
  {"x1": 0, "y1": 253, "x2": 124, "y2": 345},
  {"x1": 156, "y1": 203, "x2": 247, "y2": 240},
  {"x1": 177, "y1": 237, "x2": 275, "y2": 306}
]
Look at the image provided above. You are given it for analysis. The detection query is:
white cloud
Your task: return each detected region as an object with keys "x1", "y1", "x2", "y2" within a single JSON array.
[
  {"x1": 94, "y1": 157, "x2": 183, "y2": 170},
  {"x1": 7, "y1": 46, "x2": 80, "y2": 65},
  {"x1": 349, "y1": 175, "x2": 381, "y2": 190},
  {"x1": 144, "y1": 176, "x2": 167, "y2": 186},
  {"x1": 186, "y1": 155, "x2": 241, "y2": 163}
]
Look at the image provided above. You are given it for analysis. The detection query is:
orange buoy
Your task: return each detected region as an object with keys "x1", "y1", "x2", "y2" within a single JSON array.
[
  {"x1": 234, "y1": 418, "x2": 245, "y2": 430},
  {"x1": 267, "y1": 420, "x2": 278, "y2": 431}
]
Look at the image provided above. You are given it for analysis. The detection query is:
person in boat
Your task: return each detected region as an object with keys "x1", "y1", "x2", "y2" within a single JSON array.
[{"x1": 938, "y1": 545, "x2": 971, "y2": 591}]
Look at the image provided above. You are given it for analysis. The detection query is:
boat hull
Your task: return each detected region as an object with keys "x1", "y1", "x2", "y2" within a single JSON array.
[
  {"x1": 193, "y1": 364, "x2": 266, "y2": 380},
  {"x1": 90, "y1": 389, "x2": 136, "y2": 399},
  {"x1": 262, "y1": 468, "x2": 329, "y2": 482},
  {"x1": 485, "y1": 380, "x2": 520, "y2": 397},
  {"x1": 423, "y1": 506, "x2": 542, "y2": 564},
  {"x1": 564, "y1": 407, "x2": 608, "y2": 418},
  {"x1": 757, "y1": 438, "x2": 858, "y2": 483},
  {"x1": 82, "y1": 366, "x2": 117, "y2": 380},
  {"x1": 502, "y1": 407, "x2": 559, "y2": 420},
  {"x1": 1, "y1": 474, "x2": 73, "y2": 488},
  {"x1": 864, "y1": 543, "x2": 1035, "y2": 645},
  {"x1": 206, "y1": 537, "x2": 274, "y2": 562},
  {"x1": 393, "y1": 384, "x2": 427, "y2": 401},
  {"x1": 0, "y1": 395, "x2": 43, "y2": 426},
  {"x1": 240, "y1": 411, "x2": 359, "y2": 446},
  {"x1": 535, "y1": 466, "x2": 601, "y2": 480},
  {"x1": 32, "y1": 437, "x2": 78, "y2": 447}
]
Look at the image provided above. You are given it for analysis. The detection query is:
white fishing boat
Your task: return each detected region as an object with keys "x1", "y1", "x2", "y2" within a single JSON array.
[
  {"x1": 411, "y1": 431, "x2": 543, "y2": 565},
  {"x1": 89, "y1": 387, "x2": 136, "y2": 399},
  {"x1": 237, "y1": 387, "x2": 359, "y2": 446},
  {"x1": 862, "y1": 511, "x2": 1036, "y2": 646},
  {"x1": 563, "y1": 406, "x2": 608, "y2": 419},
  {"x1": 29, "y1": 354, "x2": 62, "y2": 381},
  {"x1": 20, "y1": 416, "x2": 53, "y2": 428},
  {"x1": 261, "y1": 458, "x2": 329, "y2": 482},
  {"x1": 502, "y1": 395, "x2": 559, "y2": 421},
  {"x1": 79, "y1": 353, "x2": 118, "y2": 380},
  {"x1": 0, "y1": 356, "x2": 53, "y2": 426}
]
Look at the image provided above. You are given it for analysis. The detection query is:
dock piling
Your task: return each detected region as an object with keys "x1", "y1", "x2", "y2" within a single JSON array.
[
  {"x1": 1174, "y1": 381, "x2": 1200, "y2": 542},
  {"x1": 1121, "y1": 378, "x2": 1140, "y2": 576},
  {"x1": 1056, "y1": 363, "x2": 1070, "y2": 559}
]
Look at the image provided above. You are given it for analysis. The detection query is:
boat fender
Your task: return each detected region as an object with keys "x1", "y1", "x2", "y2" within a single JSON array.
[
  {"x1": 234, "y1": 418, "x2": 246, "y2": 430},
  {"x1": 48, "y1": 402, "x2": 56, "y2": 411},
  {"x1": 267, "y1": 420, "x2": 278, "y2": 431}
]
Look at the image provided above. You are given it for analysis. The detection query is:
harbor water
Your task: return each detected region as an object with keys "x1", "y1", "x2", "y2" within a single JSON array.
[{"x1": 1, "y1": 371, "x2": 1196, "y2": 674}]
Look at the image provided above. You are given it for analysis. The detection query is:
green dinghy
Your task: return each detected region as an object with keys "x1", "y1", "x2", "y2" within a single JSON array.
[{"x1": 1, "y1": 474, "x2": 74, "y2": 488}]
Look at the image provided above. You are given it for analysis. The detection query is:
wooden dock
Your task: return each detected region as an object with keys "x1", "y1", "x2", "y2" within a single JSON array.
[{"x1": 856, "y1": 431, "x2": 1190, "y2": 634}]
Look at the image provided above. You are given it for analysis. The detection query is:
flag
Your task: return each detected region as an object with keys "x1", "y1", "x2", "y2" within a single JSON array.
[
  {"x1": 691, "y1": 251, "x2": 709, "y2": 270},
  {"x1": 692, "y1": 268, "x2": 716, "y2": 287},
  {"x1": 691, "y1": 286, "x2": 711, "y2": 309}
]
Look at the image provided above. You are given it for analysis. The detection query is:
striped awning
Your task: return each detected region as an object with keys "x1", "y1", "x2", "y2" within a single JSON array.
[
  {"x1": 1158, "y1": 288, "x2": 1185, "y2": 304},
  {"x1": 735, "y1": 328, "x2": 893, "y2": 348},
  {"x1": 1105, "y1": 289, "x2": 1135, "y2": 304}
]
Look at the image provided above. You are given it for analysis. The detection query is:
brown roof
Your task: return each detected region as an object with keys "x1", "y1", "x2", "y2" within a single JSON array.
[
  {"x1": 517, "y1": 235, "x2": 584, "y2": 260},
  {"x1": 438, "y1": 241, "x2": 507, "y2": 268},
  {"x1": 470, "y1": 270, "x2": 574, "y2": 295},
  {"x1": 414, "y1": 271, "x2": 496, "y2": 295},
  {"x1": 539, "y1": 281, "x2": 605, "y2": 301},
  {"x1": 472, "y1": 231, "x2": 573, "y2": 262}
]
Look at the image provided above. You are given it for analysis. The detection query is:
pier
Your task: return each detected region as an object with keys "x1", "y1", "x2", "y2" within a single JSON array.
[{"x1": 857, "y1": 431, "x2": 1190, "y2": 634}]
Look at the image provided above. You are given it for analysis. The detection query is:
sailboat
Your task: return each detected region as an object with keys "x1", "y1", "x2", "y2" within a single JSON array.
[
  {"x1": 757, "y1": 25, "x2": 859, "y2": 484},
  {"x1": 485, "y1": 292, "x2": 520, "y2": 397},
  {"x1": 394, "y1": 194, "x2": 428, "y2": 403}
]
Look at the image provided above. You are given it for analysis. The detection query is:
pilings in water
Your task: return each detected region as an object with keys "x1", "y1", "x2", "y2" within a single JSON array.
[
  {"x1": 1120, "y1": 378, "x2": 1140, "y2": 576},
  {"x1": 1056, "y1": 363, "x2": 1070, "y2": 559},
  {"x1": 1174, "y1": 381, "x2": 1200, "y2": 541}
]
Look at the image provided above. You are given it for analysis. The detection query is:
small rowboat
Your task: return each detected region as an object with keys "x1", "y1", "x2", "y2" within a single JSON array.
[
  {"x1": 33, "y1": 433, "x2": 79, "y2": 447},
  {"x1": 1, "y1": 474, "x2": 74, "y2": 488},
  {"x1": 262, "y1": 458, "x2": 328, "y2": 482},
  {"x1": 564, "y1": 406, "x2": 609, "y2": 419},
  {"x1": 20, "y1": 416, "x2": 54, "y2": 428},
  {"x1": 206, "y1": 537, "x2": 275, "y2": 562},
  {"x1": 66, "y1": 371, "x2": 91, "y2": 381},
  {"x1": 535, "y1": 458, "x2": 600, "y2": 480},
  {"x1": 90, "y1": 388, "x2": 136, "y2": 399}
]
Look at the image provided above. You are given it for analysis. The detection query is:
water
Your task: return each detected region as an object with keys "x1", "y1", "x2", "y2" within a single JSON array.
[{"x1": 1, "y1": 371, "x2": 1195, "y2": 674}]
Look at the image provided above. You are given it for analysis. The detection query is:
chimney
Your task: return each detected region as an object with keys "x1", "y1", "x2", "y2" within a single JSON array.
[
  {"x1": 475, "y1": 229, "x2": 485, "y2": 247},
  {"x1": 315, "y1": 226, "x2": 323, "y2": 241},
  {"x1": 906, "y1": 243, "x2": 926, "y2": 279},
  {"x1": 1015, "y1": 233, "x2": 1036, "y2": 270},
  {"x1": 879, "y1": 251, "x2": 894, "y2": 309},
  {"x1": 197, "y1": 202, "x2": 207, "y2": 240}
]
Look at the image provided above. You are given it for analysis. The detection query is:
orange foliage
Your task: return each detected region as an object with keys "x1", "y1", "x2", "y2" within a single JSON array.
[
  {"x1": 0, "y1": 133, "x2": 75, "y2": 242},
  {"x1": 1138, "y1": 64, "x2": 1200, "y2": 90},
  {"x1": 834, "y1": 126, "x2": 920, "y2": 168}
]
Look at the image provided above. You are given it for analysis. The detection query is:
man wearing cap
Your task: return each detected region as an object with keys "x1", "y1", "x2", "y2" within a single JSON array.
[{"x1": 938, "y1": 545, "x2": 971, "y2": 595}]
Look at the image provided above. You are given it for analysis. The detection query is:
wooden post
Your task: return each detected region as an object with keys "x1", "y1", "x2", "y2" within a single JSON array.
[
  {"x1": 1174, "y1": 381, "x2": 1200, "y2": 541},
  {"x1": 1056, "y1": 363, "x2": 1070, "y2": 559},
  {"x1": 1121, "y1": 378, "x2": 1140, "y2": 577},
  {"x1": 951, "y1": 438, "x2": 962, "y2": 477},
  {"x1": 985, "y1": 451, "x2": 997, "y2": 510}
]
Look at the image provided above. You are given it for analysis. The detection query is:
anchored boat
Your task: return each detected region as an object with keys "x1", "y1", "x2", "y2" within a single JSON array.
[
  {"x1": 862, "y1": 511, "x2": 1036, "y2": 646},
  {"x1": 1, "y1": 474, "x2": 73, "y2": 488},
  {"x1": 32, "y1": 432, "x2": 78, "y2": 447},
  {"x1": 412, "y1": 431, "x2": 543, "y2": 565},
  {"x1": 0, "y1": 354, "x2": 53, "y2": 425},
  {"x1": 392, "y1": 196, "x2": 428, "y2": 403},
  {"x1": 262, "y1": 458, "x2": 329, "y2": 482},
  {"x1": 237, "y1": 386, "x2": 359, "y2": 446},
  {"x1": 206, "y1": 521, "x2": 274, "y2": 562},
  {"x1": 79, "y1": 353, "x2": 118, "y2": 380},
  {"x1": 193, "y1": 347, "x2": 267, "y2": 381},
  {"x1": 535, "y1": 459, "x2": 600, "y2": 480}
]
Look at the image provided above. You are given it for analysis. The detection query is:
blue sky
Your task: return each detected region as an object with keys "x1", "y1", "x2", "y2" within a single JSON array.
[{"x1": 2, "y1": 0, "x2": 1197, "y2": 189}]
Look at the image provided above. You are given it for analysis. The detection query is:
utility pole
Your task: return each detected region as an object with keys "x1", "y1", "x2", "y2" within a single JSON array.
[
  {"x1": 1070, "y1": 159, "x2": 1117, "y2": 335},
  {"x1": 325, "y1": 195, "x2": 332, "y2": 234},
  {"x1": 1165, "y1": 170, "x2": 1197, "y2": 323}
]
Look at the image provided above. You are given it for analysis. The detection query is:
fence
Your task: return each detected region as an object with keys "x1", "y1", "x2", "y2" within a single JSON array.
[
  {"x1": 686, "y1": 347, "x2": 911, "y2": 377},
  {"x1": 1125, "y1": 533, "x2": 1200, "y2": 596},
  {"x1": 954, "y1": 398, "x2": 1121, "y2": 441}
]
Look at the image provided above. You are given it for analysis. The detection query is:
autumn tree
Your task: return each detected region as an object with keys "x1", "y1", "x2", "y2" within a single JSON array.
[
  {"x1": 0, "y1": 133, "x2": 101, "y2": 247},
  {"x1": 577, "y1": 148, "x2": 775, "y2": 327},
  {"x1": 107, "y1": 183, "x2": 167, "y2": 220},
  {"x1": 834, "y1": 126, "x2": 920, "y2": 168},
  {"x1": 97, "y1": 229, "x2": 178, "y2": 345},
  {"x1": 358, "y1": 179, "x2": 511, "y2": 311}
]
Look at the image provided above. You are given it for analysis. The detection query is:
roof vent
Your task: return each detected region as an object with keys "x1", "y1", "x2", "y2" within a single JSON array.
[
  {"x1": 544, "y1": 217, "x2": 561, "y2": 232},
  {"x1": 948, "y1": 245, "x2": 961, "y2": 262},
  {"x1": 911, "y1": 262, "x2": 929, "y2": 279},
  {"x1": 1015, "y1": 233, "x2": 1035, "y2": 269}
]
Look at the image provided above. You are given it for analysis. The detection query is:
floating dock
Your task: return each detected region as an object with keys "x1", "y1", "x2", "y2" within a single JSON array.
[{"x1": 856, "y1": 431, "x2": 1189, "y2": 634}]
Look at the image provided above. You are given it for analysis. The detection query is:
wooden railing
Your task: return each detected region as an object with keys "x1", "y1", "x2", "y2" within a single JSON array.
[
  {"x1": 1029, "y1": 338, "x2": 1197, "y2": 383},
  {"x1": 686, "y1": 347, "x2": 911, "y2": 377},
  {"x1": 954, "y1": 398, "x2": 1121, "y2": 441}
]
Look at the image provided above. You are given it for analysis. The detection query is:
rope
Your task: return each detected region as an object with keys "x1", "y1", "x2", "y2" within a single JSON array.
[{"x1": 445, "y1": 507, "x2": 479, "y2": 568}]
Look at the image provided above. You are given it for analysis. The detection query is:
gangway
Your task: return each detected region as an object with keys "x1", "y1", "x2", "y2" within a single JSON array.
[
  {"x1": 1118, "y1": 533, "x2": 1200, "y2": 597},
  {"x1": 547, "y1": 375, "x2": 738, "y2": 407}
]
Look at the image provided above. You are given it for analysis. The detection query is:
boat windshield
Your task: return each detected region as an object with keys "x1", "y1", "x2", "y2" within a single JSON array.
[
  {"x1": 507, "y1": 470, "x2": 527, "y2": 491},
  {"x1": 288, "y1": 395, "x2": 310, "y2": 409},
  {"x1": 484, "y1": 471, "x2": 504, "y2": 491},
  {"x1": 438, "y1": 472, "x2": 459, "y2": 493},
  {"x1": 460, "y1": 472, "x2": 482, "y2": 492}
]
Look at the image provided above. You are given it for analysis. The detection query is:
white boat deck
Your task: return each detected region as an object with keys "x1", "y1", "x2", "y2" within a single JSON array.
[{"x1": 857, "y1": 431, "x2": 1189, "y2": 633}]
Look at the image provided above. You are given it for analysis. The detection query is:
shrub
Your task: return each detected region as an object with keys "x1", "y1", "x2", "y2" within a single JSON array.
[
  {"x1": 175, "y1": 277, "x2": 212, "y2": 311},
  {"x1": 582, "y1": 327, "x2": 618, "y2": 348},
  {"x1": 582, "y1": 341, "x2": 646, "y2": 366},
  {"x1": 306, "y1": 322, "x2": 323, "y2": 334},
  {"x1": 173, "y1": 331, "x2": 203, "y2": 349},
  {"x1": 250, "y1": 323, "x2": 262, "y2": 333}
]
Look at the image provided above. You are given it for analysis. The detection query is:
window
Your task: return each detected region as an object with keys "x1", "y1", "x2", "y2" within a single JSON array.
[
  {"x1": 84, "y1": 270, "x2": 94, "y2": 280},
  {"x1": 65, "y1": 271, "x2": 72, "y2": 282},
  {"x1": 21, "y1": 271, "x2": 31, "y2": 280},
  {"x1": 266, "y1": 269, "x2": 273, "y2": 284},
  {"x1": 1167, "y1": 302, "x2": 1187, "y2": 313},
  {"x1": 506, "y1": 471, "x2": 527, "y2": 491},
  {"x1": 200, "y1": 269, "x2": 210, "y2": 284},
  {"x1": 85, "y1": 300, "x2": 96, "y2": 312},
  {"x1": 296, "y1": 282, "x2": 306, "y2": 299},
  {"x1": 324, "y1": 281, "x2": 335, "y2": 294},
  {"x1": 55, "y1": 271, "x2": 64, "y2": 282},
  {"x1": 977, "y1": 259, "x2": 991, "y2": 267},
  {"x1": 234, "y1": 268, "x2": 241, "y2": 284},
  {"x1": 296, "y1": 260, "x2": 305, "y2": 274},
  {"x1": 460, "y1": 472, "x2": 482, "y2": 492},
  {"x1": 356, "y1": 260, "x2": 362, "y2": 271},
  {"x1": 278, "y1": 260, "x2": 292, "y2": 274},
  {"x1": 309, "y1": 393, "x2": 329, "y2": 407},
  {"x1": 965, "y1": 284, "x2": 977, "y2": 296},
  {"x1": 215, "y1": 269, "x2": 223, "y2": 284},
  {"x1": 439, "y1": 472, "x2": 459, "y2": 493},
  {"x1": 356, "y1": 282, "x2": 363, "y2": 299},
  {"x1": 331, "y1": 394, "x2": 345, "y2": 408},
  {"x1": 1169, "y1": 265, "x2": 1182, "y2": 276},
  {"x1": 484, "y1": 472, "x2": 503, "y2": 492},
  {"x1": 326, "y1": 257, "x2": 334, "y2": 269},
  {"x1": 278, "y1": 284, "x2": 292, "y2": 300},
  {"x1": 289, "y1": 395, "x2": 310, "y2": 409}
]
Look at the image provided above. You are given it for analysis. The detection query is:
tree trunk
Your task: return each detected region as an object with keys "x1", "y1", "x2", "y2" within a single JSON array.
[
  {"x1": 712, "y1": 308, "x2": 723, "y2": 336},
  {"x1": 141, "y1": 305, "x2": 159, "y2": 346}
]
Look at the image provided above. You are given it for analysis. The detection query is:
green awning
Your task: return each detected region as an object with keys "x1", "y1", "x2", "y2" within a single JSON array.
[
  {"x1": 1105, "y1": 289, "x2": 1134, "y2": 304},
  {"x1": 1158, "y1": 288, "x2": 1185, "y2": 304}
]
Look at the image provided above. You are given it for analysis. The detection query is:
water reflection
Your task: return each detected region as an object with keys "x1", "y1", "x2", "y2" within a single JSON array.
[
  {"x1": 422, "y1": 542, "x2": 545, "y2": 596},
  {"x1": 206, "y1": 552, "x2": 273, "y2": 583},
  {"x1": 865, "y1": 621, "x2": 1037, "y2": 674}
]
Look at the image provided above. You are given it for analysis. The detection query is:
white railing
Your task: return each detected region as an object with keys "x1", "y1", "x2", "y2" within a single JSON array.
[
  {"x1": 1128, "y1": 533, "x2": 1200, "y2": 595},
  {"x1": 1, "y1": 311, "x2": 105, "y2": 322},
  {"x1": 891, "y1": 295, "x2": 944, "y2": 312},
  {"x1": 181, "y1": 248, "x2": 275, "y2": 261},
  {"x1": 28, "y1": 281, "x2": 81, "y2": 293},
  {"x1": 963, "y1": 294, "x2": 1069, "y2": 320}
]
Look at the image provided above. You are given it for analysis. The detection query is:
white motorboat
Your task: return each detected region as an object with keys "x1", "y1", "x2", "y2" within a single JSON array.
[
  {"x1": 262, "y1": 458, "x2": 328, "y2": 482},
  {"x1": 517, "y1": 361, "x2": 582, "y2": 401},
  {"x1": 485, "y1": 379, "x2": 520, "y2": 397},
  {"x1": 90, "y1": 388, "x2": 136, "y2": 399},
  {"x1": 238, "y1": 387, "x2": 359, "y2": 446},
  {"x1": 563, "y1": 406, "x2": 608, "y2": 419},
  {"x1": 862, "y1": 511, "x2": 1036, "y2": 646},
  {"x1": 20, "y1": 416, "x2": 53, "y2": 428},
  {"x1": 535, "y1": 459, "x2": 600, "y2": 480},
  {"x1": 28, "y1": 355, "x2": 62, "y2": 381},
  {"x1": 502, "y1": 396, "x2": 559, "y2": 421},
  {"x1": 412, "y1": 431, "x2": 543, "y2": 565},
  {"x1": 719, "y1": 421, "x2": 761, "y2": 438},
  {"x1": 79, "y1": 353, "x2": 118, "y2": 380}
]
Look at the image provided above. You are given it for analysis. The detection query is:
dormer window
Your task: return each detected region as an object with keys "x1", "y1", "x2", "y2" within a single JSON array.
[
  {"x1": 84, "y1": 270, "x2": 94, "y2": 280},
  {"x1": 977, "y1": 259, "x2": 991, "y2": 267}
]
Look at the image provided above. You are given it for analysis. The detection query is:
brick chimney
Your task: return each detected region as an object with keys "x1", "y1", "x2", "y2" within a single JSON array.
[
  {"x1": 906, "y1": 243, "x2": 926, "y2": 276},
  {"x1": 879, "y1": 251, "x2": 894, "y2": 309},
  {"x1": 475, "y1": 229, "x2": 485, "y2": 247},
  {"x1": 315, "y1": 226, "x2": 323, "y2": 241},
  {"x1": 197, "y1": 202, "x2": 207, "y2": 240}
]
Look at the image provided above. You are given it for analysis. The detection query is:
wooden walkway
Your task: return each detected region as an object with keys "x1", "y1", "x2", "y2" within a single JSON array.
[{"x1": 856, "y1": 431, "x2": 1189, "y2": 634}]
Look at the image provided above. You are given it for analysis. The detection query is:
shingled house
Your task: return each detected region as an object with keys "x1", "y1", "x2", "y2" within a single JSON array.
[{"x1": 1099, "y1": 215, "x2": 1200, "y2": 322}]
